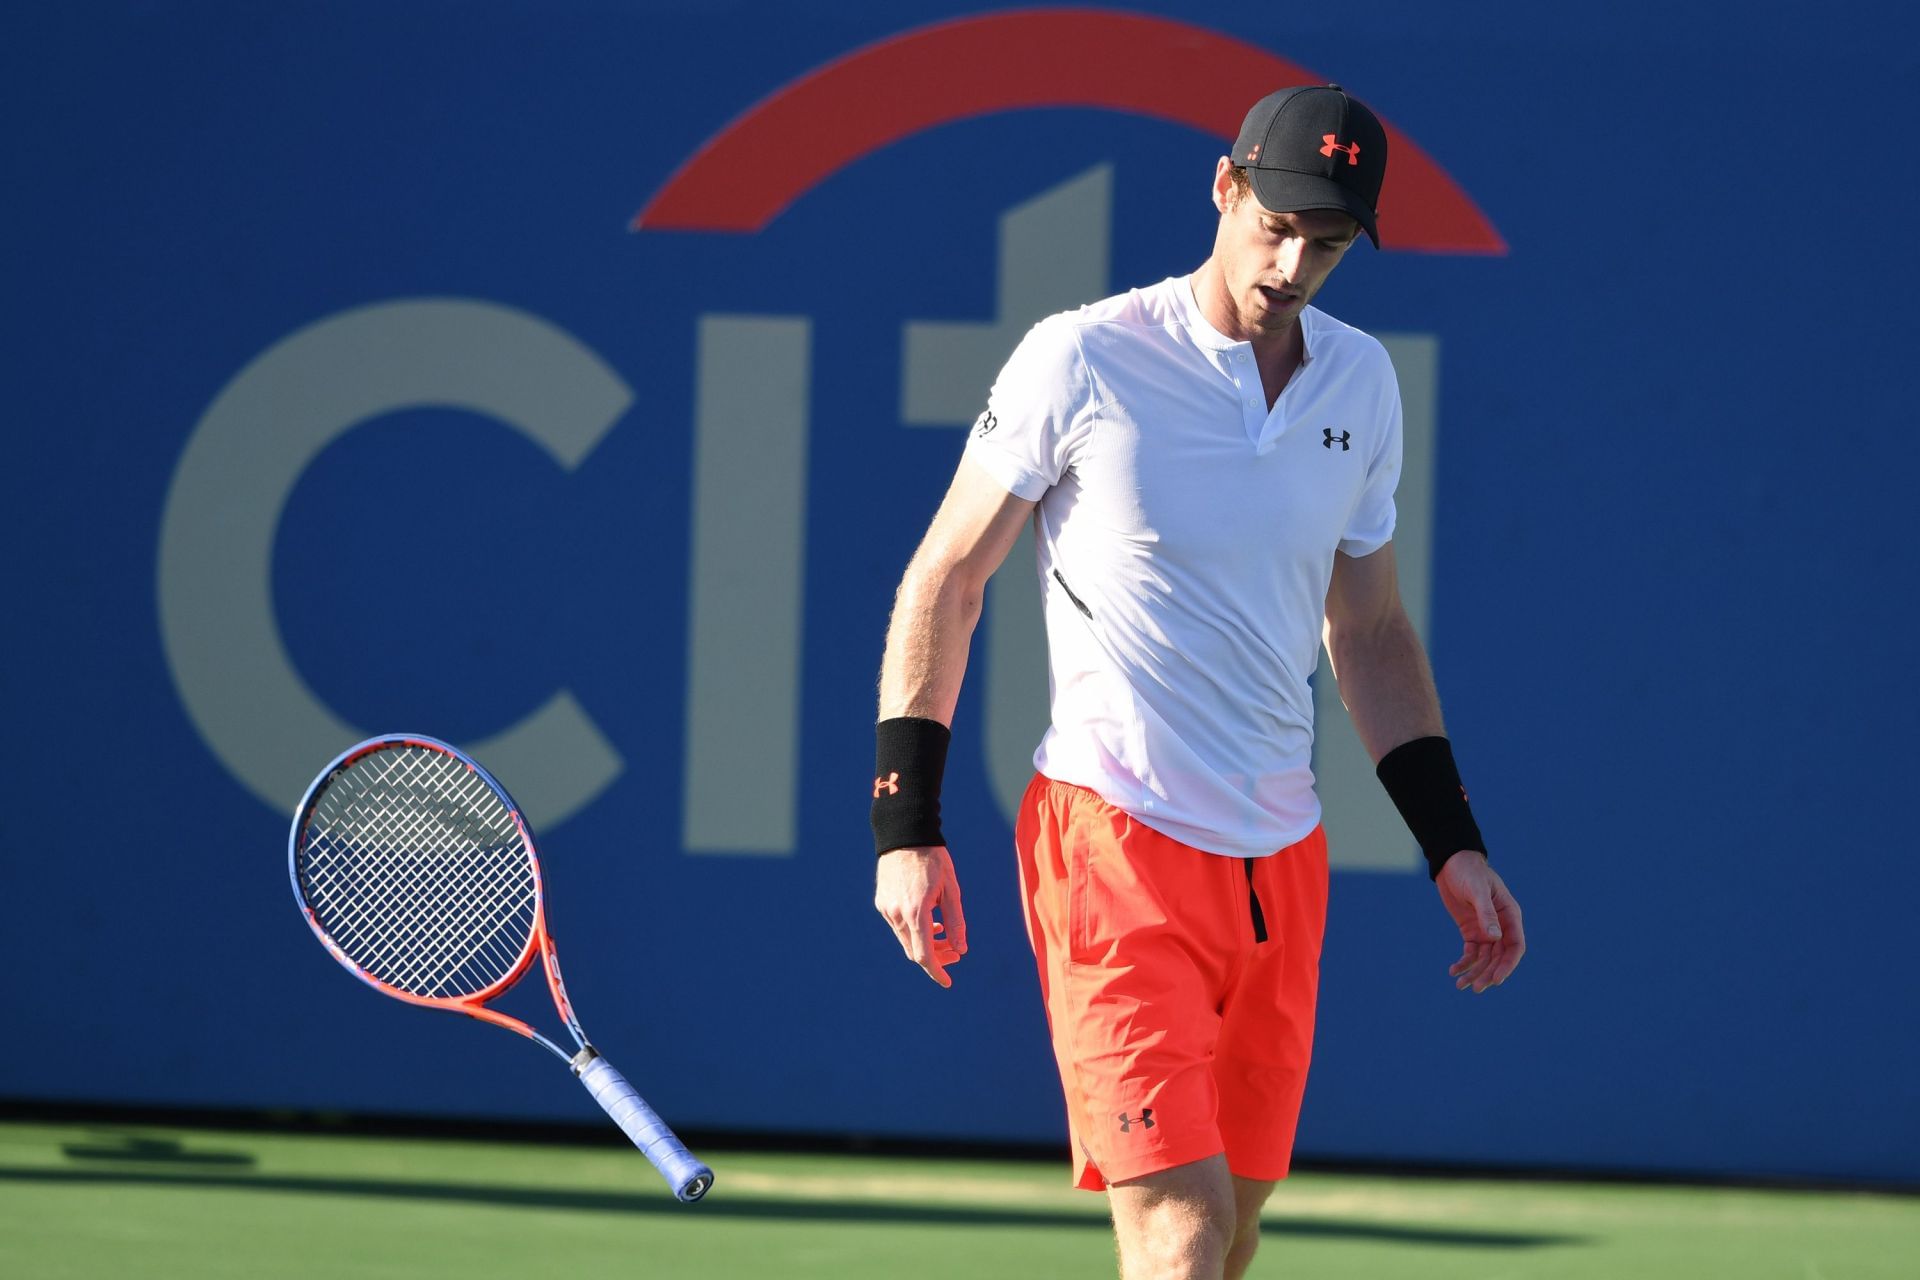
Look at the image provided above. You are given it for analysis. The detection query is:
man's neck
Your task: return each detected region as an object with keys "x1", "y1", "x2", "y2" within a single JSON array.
[
  {"x1": 1192, "y1": 259, "x2": 1303, "y2": 350},
  {"x1": 1190, "y1": 263, "x2": 1305, "y2": 407},
  {"x1": 1253, "y1": 324, "x2": 1305, "y2": 408}
]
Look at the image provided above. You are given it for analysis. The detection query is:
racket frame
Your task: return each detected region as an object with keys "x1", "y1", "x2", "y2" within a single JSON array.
[{"x1": 289, "y1": 733, "x2": 584, "y2": 1064}]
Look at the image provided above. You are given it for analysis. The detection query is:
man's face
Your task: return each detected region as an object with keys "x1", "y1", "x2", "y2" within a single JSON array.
[{"x1": 1208, "y1": 158, "x2": 1361, "y2": 339}]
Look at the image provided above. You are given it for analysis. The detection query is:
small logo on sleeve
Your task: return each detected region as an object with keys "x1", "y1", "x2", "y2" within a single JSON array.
[
  {"x1": 972, "y1": 409, "x2": 998, "y2": 437},
  {"x1": 1117, "y1": 1109, "x2": 1155, "y2": 1133},
  {"x1": 1323, "y1": 428, "x2": 1351, "y2": 451},
  {"x1": 873, "y1": 772, "x2": 900, "y2": 797}
]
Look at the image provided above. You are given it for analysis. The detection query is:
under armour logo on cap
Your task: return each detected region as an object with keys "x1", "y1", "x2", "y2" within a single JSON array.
[
  {"x1": 1320, "y1": 135, "x2": 1362, "y2": 164},
  {"x1": 1230, "y1": 84, "x2": 1388, "y2": 247}
]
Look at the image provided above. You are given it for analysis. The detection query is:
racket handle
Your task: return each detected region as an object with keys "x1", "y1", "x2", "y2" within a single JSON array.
[{"x1": 573, "y1": 1050, "x2": 714, "y2": 1202}]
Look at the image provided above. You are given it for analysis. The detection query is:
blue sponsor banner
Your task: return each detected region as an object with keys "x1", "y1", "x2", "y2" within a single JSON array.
[{"x1": 3, "y1": 2, "x2": 1915, "y2": 1183}]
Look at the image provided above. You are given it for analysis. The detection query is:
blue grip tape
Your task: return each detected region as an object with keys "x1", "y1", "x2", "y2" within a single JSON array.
[{"x1": 576, "y1": 1054, "x2": 713, "y2": 1202}]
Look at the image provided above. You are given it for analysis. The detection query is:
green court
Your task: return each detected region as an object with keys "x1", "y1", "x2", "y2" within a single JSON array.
[{"x1": 2, "y1": 1120, "x2": 1913, "y2": 1279}]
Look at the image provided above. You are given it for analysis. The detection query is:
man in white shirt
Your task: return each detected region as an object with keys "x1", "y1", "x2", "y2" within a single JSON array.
[{"x1": 870, "y1": 85, "x2": 1526, "y2": 1280}]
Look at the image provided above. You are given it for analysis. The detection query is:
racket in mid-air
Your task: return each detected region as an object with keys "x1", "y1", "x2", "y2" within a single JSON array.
[{"x1": 289, "y1": 733, "x2": 712, "y2": 1202}]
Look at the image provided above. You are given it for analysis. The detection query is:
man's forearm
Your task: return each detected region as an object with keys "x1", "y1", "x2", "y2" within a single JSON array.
[
  {"x1": 1325, "y1": 610, "x2": 1446, "y2": 763},
  {"x1": 878, "y1": 560, "x2": 986, "y2": 725}
]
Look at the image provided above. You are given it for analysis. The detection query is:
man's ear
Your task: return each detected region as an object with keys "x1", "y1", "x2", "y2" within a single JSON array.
[{"x1": 1211, "y1": 157, "x2": 1235, "y2": 214}]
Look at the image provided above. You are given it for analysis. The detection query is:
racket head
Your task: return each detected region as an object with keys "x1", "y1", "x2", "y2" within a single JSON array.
[{"x1": 289, "y1": 734, "x2": 546, "y2": 1010}]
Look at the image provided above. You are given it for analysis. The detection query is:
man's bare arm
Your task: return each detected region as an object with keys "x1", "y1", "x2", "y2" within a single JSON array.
[
  {"x1": 1323, "y1": 543, "x2": 1526, "y2": 992},
  {"x1": 873, "y1": 457, "x2": 1037, "y2": 988},
  {"x1": 880, "y1": 458, "x2": 1038, "y2": 720},
  {"x1": 1322, "y1": 542, "x2": 1444, "y2": 757}
]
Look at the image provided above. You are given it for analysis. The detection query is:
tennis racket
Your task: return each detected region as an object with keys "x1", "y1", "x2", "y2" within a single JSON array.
[{"x1": 289, "y1": 733, "x2": 713, "y2": 1202}]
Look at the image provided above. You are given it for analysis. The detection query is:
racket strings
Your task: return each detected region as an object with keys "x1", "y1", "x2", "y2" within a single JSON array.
[
  {"x1": 297, "y1": 745, "x2": 538, "y2": 997},
  {"x1": 313, "y1": 757, "x2": 532, "y2": 993},
  {"x1": 307, "y1": 759, "x2": 532, "y2": 995}
]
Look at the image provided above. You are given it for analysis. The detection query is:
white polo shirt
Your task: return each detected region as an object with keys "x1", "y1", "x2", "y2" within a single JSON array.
[{"x1": 963, "y1": 275, "x2": 1403, "y2": 858}]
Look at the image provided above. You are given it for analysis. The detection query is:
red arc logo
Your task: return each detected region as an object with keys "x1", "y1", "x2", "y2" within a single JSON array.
[{"x1": 630, "y1": 10, "x2": 1504, "y2": 254}]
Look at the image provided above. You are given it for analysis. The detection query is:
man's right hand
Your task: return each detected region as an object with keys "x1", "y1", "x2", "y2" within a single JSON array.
[{"x1": 875, "y1": 846, "x2": 968, "y2": 988}]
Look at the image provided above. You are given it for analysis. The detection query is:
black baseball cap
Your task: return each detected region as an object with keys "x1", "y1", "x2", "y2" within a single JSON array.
[{"x1": 1230, "y1": 84, "x2": 1388, "y2": 247}]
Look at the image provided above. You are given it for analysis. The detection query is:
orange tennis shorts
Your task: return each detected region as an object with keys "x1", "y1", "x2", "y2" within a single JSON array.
[{"x1": 1015, "y1": 774, "x2": 1330, "y2": 1191}]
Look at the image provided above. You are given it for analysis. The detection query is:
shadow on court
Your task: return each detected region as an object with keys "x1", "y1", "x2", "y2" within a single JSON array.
[
  {"x1": 59, "y1": 1135, "x2": 256, "y2": 1167},
  {"x1": 0, "y1": 1165, "x2": 1583, "y2": 1250}
]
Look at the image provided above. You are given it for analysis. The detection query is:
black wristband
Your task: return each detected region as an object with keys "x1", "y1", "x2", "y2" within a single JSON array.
[
  {"x1": 1375, "y1": 736, "x2": 1487, "y2": 880},
  {"x1": 871, "y1": 717, "x2": 951, "y2": 856}
]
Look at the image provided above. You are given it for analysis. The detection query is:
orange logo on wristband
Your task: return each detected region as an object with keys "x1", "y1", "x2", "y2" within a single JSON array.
[{"x1": 874, "y1": 772, "x2": 901, "y2": 797}]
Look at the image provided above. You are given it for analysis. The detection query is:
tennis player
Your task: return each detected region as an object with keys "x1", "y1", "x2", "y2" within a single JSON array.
[{"x1": 870, "y1": 85, "x2": 1525, "y2": 1280}]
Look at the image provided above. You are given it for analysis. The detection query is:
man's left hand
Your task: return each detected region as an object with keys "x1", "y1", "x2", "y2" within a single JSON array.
[{"x1": 1435, "y1": 851, "x2": 1525, "y2": 993}]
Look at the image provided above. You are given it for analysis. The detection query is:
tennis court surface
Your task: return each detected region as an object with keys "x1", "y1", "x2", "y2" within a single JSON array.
[{"x1": 2, "y1": 1120, "x2": 1914, "y2": 1278}]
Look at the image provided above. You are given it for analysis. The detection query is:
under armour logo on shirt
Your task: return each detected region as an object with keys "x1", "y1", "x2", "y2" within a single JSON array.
[
  {"x1": 972, "y1": 409, "x2": 998, "y2": 437},
  {"x1": 1323, "y1": 429, "x2": 1351, "y2": 451},
  {"x1": 1117, "y1": 1109, "x2": 1155, "y2": 1133}
]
